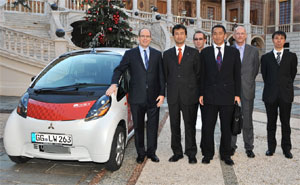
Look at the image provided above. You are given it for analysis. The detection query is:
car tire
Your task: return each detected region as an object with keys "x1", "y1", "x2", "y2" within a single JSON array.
[
  {"x1": 106, "y1": 126, "x2": 126, "y2": 171},
  {"x1": 8, "y1": 155, "x2": 30, "y2": 164}
]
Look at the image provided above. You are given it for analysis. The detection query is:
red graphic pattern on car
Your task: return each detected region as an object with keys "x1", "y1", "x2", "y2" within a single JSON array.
[{"x1": 27, "y1": 99, "x2": 96, "y2": 121}]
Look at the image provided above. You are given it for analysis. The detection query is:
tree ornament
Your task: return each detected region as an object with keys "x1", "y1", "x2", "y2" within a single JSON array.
[{"x1": 108, "y1": 27, "x2": 112, "y2": 31}]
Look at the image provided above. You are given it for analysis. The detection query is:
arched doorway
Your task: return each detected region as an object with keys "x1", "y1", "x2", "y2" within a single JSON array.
[{"x1": 251, "y1": 36, "x2": 265, "y2": 55}]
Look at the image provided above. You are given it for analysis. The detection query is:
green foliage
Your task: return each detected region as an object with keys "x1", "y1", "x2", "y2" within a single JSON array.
[{"x1": 80, "y1": 0, "x2": 136, "y2": 48}]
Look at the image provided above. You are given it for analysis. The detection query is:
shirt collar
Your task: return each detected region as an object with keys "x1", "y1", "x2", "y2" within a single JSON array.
[
  {"x1": 139, "y1": 45, "x2": 149, "y2": 53},
  {"x1": 273, "y1": 48, "x2": 284, "y2": 56},
  {"x1": 175, "y1": 44, "x2": 185, "y2": 53},
  {"x1": 235, "y1": 43, "x2": 245, "y2": 50}
]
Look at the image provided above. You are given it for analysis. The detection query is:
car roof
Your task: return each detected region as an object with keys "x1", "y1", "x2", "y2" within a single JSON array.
[{"x1": 59, "y1": 47, "x2": 130, "y2": 58}]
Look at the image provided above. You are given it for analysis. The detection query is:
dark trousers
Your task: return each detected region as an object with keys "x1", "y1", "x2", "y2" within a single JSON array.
[
  {"x1": 168, "y1": 100, "x2": 198, "y2": 157},
  {"x1": 264, "y1": 98, "x2": 292, "y2": 153},
  {"x1": 201, "y1": 104, "x2": 234, "y2": 158},
  {"x1": 231, "y1": 94, "x2": 255, "y2": 151},
  {"x1": 130, "y1": 103, "x2": 159, "y2": 157}
]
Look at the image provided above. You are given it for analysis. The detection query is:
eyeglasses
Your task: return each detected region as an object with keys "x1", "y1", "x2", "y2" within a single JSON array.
[
  {"x1": 194, "y1": 38, "x2": 204, "y2": 41},
  {"x1": 139, "y1": 35, "x2": 151, "y2": 38}
]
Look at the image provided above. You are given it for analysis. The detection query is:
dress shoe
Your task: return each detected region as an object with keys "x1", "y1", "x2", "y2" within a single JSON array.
[
  {"x1": 136, "y1": 156, "x2": 145, "y2": 164},
  {"x1": 221, "y1": 157, "x2": 234, "y2": 166},
  {"x1": 148, "y1": 155, "x2": 160, "y2": 162},
  {"x1": 188, "y1": 156, "x2": 197, "y2": 164},
  {"x1": 265, "y1": 150, "x2": 274, "y2": 156},
  {"x1": 201, "y1": 156, "x2": 212, "y2": 164},
  {"x1": 246, "y1": 150, "x2": 255, "y2": 158},
  {"x1": 230, "y1": 148, "x2": 236, "y2": 156},
  {"x1": 168, "y1": 155, "x2": 183, "y2": 162},
  {"x1": 283, "y1": 151, "x2": 293, "y2": 159}
]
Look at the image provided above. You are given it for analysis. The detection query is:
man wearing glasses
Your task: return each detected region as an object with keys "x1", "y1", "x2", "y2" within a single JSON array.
[{"x1": 193, "y1": 31, "x2": 207, "y2": 52}]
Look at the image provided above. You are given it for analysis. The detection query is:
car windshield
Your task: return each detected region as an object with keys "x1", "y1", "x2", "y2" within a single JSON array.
[{"x1": 32, "y1": 53, "x2": 121, "y2": 89}]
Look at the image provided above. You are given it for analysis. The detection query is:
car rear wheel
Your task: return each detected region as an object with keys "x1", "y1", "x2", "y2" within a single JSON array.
[
  {"x1": 8, "y1": 155, "x2": 30, "y2": 164},
  {"x1": 106, "y1": 126, "x2": 126, "y2": 171}
]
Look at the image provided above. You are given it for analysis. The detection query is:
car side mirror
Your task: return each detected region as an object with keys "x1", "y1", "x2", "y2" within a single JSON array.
[
  {"x1": 116, "y1": 69, "x2": 130, "y2": 102},
  {"x1": 31, "y1": 76, "x2": 36, "y2": 82}
]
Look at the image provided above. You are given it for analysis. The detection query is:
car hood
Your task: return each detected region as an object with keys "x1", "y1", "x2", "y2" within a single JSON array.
[{"x1": 26, "y1": 88, "x2": 106, "y2": 121}]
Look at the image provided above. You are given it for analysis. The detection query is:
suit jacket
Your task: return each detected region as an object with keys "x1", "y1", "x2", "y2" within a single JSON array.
[
  {"x1": 163, "y1": 46, "x2": 201, "y2": 105},
  {"x1": 233, "y1": 44, "x2": 260, "y2": 100},
  {"x1": 200, "y1": 45, "x2": 241, "y2": 105},
  {"x1": 261, "y1": 49, "x2": 298, "y2": 103},
  {"x1": 111, "y1": 47, "x2": 165, "y2": 105}
]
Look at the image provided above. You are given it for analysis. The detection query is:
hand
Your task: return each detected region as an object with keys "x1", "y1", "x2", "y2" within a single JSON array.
[
  {"x1": 106, "y1": 84, "x2": 117, "y2": 96},
  {"x1": 234, "y1": 96, "x2": 240, "y2": 104},
  {"x1": 156, "y1": 96, "x2": 164, "y2": 107},
  {"x1": 199, "y1": 96, "x2": 204, "y2": 106}
]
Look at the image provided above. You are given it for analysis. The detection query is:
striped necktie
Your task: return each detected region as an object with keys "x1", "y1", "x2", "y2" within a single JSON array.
[
  {"x1": 276, "y1": 52, "x2": 281, "y2": 65},
  {"x1": 144, "y1": 50, "x2": 149, "y2": 69},
  {"x1": 216, "y1": 47, "x2": 222, "y2": 71}
]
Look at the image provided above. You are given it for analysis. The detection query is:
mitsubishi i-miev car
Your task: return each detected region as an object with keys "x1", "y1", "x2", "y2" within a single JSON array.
[{"x1": 4, "y1": 48, "x2": 133, "y2": 171}]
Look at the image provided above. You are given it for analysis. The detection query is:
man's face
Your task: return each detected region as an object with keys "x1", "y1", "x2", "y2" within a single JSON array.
[
  {"x1": 212, "y1": 27, "x2": 226, "y2": 46},
  {"x1": 138, "y1": 29, "x2": 151, "y2": 48},
  {"x1": 233, "y1": 27, "x2": 247, "y2": 45},
  {"x1": 193, "y1": 33, "x2": 206, "y2": 51},
  {"x1": 173, "y1": 28, "x2": 187, "y2": 46},
  {"x1": 272, "y1": 34, "x2": 285, "y2": 50}
]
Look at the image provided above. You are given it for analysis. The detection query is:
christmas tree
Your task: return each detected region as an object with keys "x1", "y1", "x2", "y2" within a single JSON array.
[{"x1": 80, "y1": 0, "x2": 136, "y2": 48}]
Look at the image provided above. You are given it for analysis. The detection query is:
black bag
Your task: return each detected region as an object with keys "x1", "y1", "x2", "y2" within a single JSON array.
[{"x1": 232, "y1": 102, "x2": 243, "y2": 136}]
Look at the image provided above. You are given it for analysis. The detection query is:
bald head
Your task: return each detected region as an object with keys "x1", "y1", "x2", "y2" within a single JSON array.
[{"x1": 233, "y1": 26, "x2": 247, "y2": 46}]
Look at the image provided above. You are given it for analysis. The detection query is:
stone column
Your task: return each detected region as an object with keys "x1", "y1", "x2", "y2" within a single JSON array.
[
  {"x1": 196, "y1": 0, "x2": 201, "y2": 29},
  {"x1": 0, "y1": 0, "x2": 5, "y2": 25},
  {"x1": 290, "y1": 0, "x2": 294, "y2": 32},
  {"x1": 275, "y1": 0, "x2": 279, "y2": 30},
  {"x1": 133, "y1": 0, "x2": 138, "y2": 14},
  {"x1": 167, "y1": 0, "x2": 172, "y2": 22},
  {"x1": 244, "y1": 0, "x2": 251, "y2": 44},
  {"x1": 222, "y1": 0, "x2": 226, "y2": 25}
]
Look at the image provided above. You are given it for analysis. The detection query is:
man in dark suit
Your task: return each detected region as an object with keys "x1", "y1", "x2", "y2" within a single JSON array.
[
  {"x1": 261, "y1": 31, "x2": 298, "y2": 159},
  {"x1": 200, "y1": 25, "x2": 241, "y2": 166},
  {"x1": 163, "y1": 24, "x2": 201, "y2": 164},
  {"x1": 106, "y1": 28, "x2": 165, "y2": 164},
  {"x1": 231, "y1": 26, "x2": 260, "y2": 158}
]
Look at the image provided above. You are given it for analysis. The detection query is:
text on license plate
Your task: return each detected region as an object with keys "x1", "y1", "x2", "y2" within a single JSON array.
[{"x1": 31, "y1": 133, "x2": 73, "y2": 145}]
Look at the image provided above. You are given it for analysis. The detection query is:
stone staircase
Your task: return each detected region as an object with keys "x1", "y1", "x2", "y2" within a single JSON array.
[{"x1": 4, "y1": 12, "x2": 51, "y2": 39}]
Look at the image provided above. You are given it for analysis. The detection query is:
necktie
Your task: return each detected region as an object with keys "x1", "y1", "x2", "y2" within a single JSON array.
[
  {"x1": 178, "y1": 48, "x2": 182, "y2": 64},
  {"x1": 216, "y1": 47, "x2": 222, "y2": 71},
  {"x1": 144, "y1": 50, "x2": 149, "y2": 69},
  {"x1": 276, "y1": 52, "x2": 281, "y2": 65}
]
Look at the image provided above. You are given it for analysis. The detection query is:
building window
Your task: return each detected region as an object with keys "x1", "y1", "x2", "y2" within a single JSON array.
[
  {"x1": 279, "y1": 0, "x2": 291, "y2": 24},
  {"x1": 207, "y1": 7, "x2": 214, "y2": 19}
]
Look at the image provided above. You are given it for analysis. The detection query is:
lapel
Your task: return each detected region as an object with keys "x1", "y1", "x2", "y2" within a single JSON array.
[
  {"x1": 269, "y1": 50, "x2": 278, "y2": 66},
  {"x1": 135, "y1": 47, "x2": 147, "y2": 71},
  {"x1": 242, "y1": 44, "x2": 251, "y2": 64},
  {"x1": 280, "y1": 49, "x2": 288, "y2": 66},
  {"x1": 208, "y1": 46, "x2": 218, "y2": 71},
  {"x1": 180, "y1": 46, "x2": 190, "y2": 64},
  {"x1": 148, "y1": 47, "x2": 154, "y2": 71},
  {"x1": 171, "y1": 47, "x2": 178, "y2": 65}
]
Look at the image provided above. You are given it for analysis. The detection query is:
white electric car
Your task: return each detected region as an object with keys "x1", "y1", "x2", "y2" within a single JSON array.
[{"x1": 4, "y1": 48, "x2": 134, "y2": 171}]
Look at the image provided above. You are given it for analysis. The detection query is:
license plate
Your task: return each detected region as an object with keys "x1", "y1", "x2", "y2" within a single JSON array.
[{"x1": 31, "y1": 133, "x2": 73, "y2": 145}]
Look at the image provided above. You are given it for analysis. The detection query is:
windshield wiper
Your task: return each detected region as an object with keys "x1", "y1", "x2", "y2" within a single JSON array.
[{"x1": 34, "y1": 83, "x2": 109, "y2": 94}]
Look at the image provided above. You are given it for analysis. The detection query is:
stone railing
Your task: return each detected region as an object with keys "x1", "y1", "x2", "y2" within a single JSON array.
[
  {"x1": 0, "y1": 26, "x2": 79, "y2": 63},
  {"x1": 4, "y1": 0, "x2": 47, "y2": 14},
  {"x1": 267, "y1": 23, "x2": 300, "y2": 34},
  {"x1": 251, "y1": 25, "x2": 264, "y2": 35},
  {"x1": 0, "y1": 26, "x2": 55, "y2": 64}
]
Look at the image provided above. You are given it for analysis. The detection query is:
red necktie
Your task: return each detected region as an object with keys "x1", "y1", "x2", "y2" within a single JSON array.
[{"x1": 178, "y1": 48, "x2": 182, "y2": 64}]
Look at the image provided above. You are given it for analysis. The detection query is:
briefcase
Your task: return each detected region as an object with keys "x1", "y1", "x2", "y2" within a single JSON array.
[{"x1": 232, "y1": 102, "x2": 243, "y2": 136}]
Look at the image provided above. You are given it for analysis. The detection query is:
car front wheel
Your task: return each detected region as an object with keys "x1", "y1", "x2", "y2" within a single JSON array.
[
  {"x1": 8, "y1": 155, "x2": 30, "y2": 164},
  {"x1": 106, "y1": 126, "x2": 126, "y2": 171}
]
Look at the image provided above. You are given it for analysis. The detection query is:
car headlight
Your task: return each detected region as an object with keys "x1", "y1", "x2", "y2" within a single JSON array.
[
  {"x1": 17, "y1": 92, "x2": 29, "y2": 118},
  {"x1": 85, "y1": 95, "x2": 111, "y2": 121}
]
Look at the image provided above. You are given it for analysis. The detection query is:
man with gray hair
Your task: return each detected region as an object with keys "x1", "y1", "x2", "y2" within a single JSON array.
[{"x1": 231, "y1": 26, "x2": 260, "y2": 158}]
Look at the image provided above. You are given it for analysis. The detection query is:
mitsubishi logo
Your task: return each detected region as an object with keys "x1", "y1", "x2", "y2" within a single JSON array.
[{"x1": 48, "y1": 123, "x2": 54, "y2": 129}]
